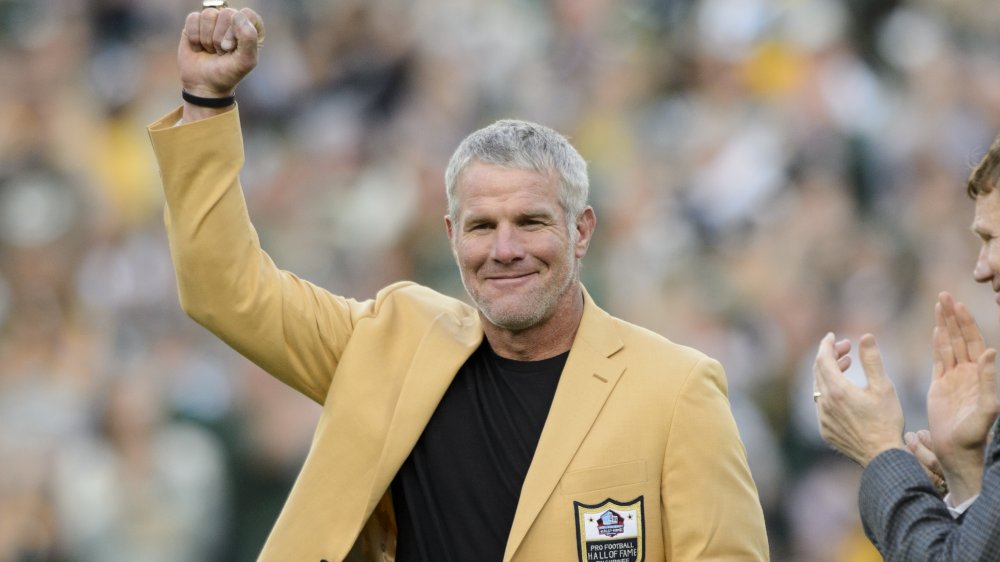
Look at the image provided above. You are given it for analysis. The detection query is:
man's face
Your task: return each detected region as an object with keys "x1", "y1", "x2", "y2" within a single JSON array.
[
  {"x1": 445, "y1": 161, "x2": 594, "y2": 331},
  {"x1": 973, "y1": 189, "x2": 1000, "y2": 304}
]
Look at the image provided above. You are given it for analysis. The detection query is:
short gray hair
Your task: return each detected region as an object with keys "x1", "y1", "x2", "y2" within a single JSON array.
[{"x1": 444, "y1": 119, "x2": 589, "y2": 223}]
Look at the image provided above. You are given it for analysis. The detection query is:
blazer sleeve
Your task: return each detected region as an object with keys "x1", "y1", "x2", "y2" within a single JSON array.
[
  {"x1": 859, "y1": 443, "x2": 1000, "y2": 561},
  {"x1": 660, "y1": 356, "x2": 770, "y2": 560},
  {"x1": 148, "y1": 107, "x2": 377, "y2": 404}
]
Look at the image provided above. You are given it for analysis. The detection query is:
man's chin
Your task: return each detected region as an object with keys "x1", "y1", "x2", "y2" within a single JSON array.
[{"x1": 477, "y1": 302, "x2": 546, "y2": 332}]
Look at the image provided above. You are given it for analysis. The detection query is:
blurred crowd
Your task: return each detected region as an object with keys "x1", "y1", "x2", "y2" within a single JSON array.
[{"x1": 3, "y1": 0, "x2": 1000, "y2": 560}]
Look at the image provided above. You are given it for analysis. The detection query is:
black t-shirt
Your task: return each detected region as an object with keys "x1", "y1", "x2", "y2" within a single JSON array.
[{"x1": 391, "y1": 341, "x2": 566, "y2": 562}]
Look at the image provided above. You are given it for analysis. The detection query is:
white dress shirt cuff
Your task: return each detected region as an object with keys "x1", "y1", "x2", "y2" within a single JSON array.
[{"x1": 943, "y1": 492, "x2": 978, "y2": 518}]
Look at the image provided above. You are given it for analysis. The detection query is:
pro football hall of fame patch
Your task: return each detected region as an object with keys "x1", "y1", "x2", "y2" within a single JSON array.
[{"x1": 573, "y1": 496, "x2": 645, "y2": 561}]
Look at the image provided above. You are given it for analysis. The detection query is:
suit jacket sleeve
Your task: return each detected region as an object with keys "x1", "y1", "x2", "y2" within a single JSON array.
[
  {"x1": 660, "y1": 356, "x2": 770, "y2": 560},
  {"x1": 859, "y1": 439, "x2": 1000, "y2": 561},
  {"x1": 148, "y1": 107, "x2": 380, "y2": 404}
]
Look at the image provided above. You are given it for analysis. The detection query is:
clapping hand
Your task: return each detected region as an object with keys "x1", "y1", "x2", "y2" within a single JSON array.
[
  {"x1": 814, "y1": 333, "x2": 905, "y2": 466},
  {"x1": 927, "y1": 292, "x2": 999, "y2": 503}
]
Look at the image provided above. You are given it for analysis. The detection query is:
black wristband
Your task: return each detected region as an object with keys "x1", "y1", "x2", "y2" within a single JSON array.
[{"x1": 182, "y1": 89, "x2": 235, "y2": 108}]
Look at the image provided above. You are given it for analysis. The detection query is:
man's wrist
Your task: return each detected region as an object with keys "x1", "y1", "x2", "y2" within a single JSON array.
[
  {"x1": 860, "y1": 443, "x2": 905, "y2": 467},
  {"x1": 182, "y1": 89, "x2": 236, "y2": 108},
  {"x1": 940, "y1": 463, "x2": 984, "y2": 505},
  {"x1": 943, "y1": 492, "x2": 978, "y2": 518},
  {"x1": 180, "y1": 100, "x2": 235, "y2": 125}
]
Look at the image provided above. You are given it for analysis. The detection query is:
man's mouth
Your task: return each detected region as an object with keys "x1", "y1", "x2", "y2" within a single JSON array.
[{"x1": 485, "y1": 272, "x2": 536, "y2": 284}]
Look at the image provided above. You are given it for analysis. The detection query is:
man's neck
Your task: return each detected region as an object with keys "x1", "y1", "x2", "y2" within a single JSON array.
[{"x1": 482, "y1": 286, "x2": 585, "y2": 361}]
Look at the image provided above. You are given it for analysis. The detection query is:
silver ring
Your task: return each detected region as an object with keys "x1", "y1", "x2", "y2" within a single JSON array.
[{"x1": 202, "y1": 0, "x2": 228, "y2": 9}]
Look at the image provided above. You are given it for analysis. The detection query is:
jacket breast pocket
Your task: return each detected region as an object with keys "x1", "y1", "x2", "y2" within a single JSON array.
[{"x1": 558, "y1": 460, "x2": 648, "y2": 495}]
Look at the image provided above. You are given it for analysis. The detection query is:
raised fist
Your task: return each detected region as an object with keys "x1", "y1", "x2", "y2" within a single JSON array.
[{"x1": 178, "y1": 7, "x2": 264, "y2": 98}]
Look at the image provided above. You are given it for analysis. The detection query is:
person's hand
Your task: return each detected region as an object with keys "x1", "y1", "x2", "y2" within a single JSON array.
[
  {"x1": 904, "y1": 430, "x2": 948, "y2": 496},
  {"x1": 927, "y1": 291, "x2": 999, "y2": 503},
  {"x1": 178, "y1": 6, "x2": 264, "y2": 121},
  {"x1": 814, "y1": 333, "x2": 905, "y2": 466}
]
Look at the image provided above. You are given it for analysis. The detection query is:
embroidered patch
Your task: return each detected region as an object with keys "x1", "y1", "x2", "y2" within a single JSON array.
[{"x1": 574, "y1": 496, "x2": 645, "y2": 561}]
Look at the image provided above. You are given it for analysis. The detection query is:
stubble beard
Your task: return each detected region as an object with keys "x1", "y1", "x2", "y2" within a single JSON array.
[{"x1": 461, "y1": 245, "x2": 580, "y2": 332}]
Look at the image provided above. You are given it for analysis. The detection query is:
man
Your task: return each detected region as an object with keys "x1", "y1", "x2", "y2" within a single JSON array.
[
  {"x1": 148, "y1": 6, "x2": 768, "y2": 561},
  {"x1": 813, "y1": 133, "x2": 1000, "y2": 560}
]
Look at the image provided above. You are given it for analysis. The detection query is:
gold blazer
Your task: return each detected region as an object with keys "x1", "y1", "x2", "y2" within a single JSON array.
[{"x1": 149, "y1": 107, "x2": 769, "y2": 562}]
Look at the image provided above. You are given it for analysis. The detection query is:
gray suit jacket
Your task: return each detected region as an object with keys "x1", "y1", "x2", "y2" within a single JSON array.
[{"x1": 859, "y1": 418, "x2": 1000, "y2": 561}]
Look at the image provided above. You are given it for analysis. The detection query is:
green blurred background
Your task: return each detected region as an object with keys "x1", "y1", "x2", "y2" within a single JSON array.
[{"x1": 3, "y1": 0, "x2": 1000, "y2": 560}]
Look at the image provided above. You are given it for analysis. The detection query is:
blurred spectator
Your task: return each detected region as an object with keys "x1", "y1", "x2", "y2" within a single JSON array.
[{"x1": 51, "y1": 370, "x2": 227, "y2": 562}]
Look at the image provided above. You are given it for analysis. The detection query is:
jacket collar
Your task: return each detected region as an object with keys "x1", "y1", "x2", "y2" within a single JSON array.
[{"x1": 503, "y1": 286, "x2": 626, "y2": 560}]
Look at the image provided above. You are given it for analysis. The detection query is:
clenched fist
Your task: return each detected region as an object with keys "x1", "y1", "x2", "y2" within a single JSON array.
[{"x1": 178, "y1": 7, "x2": 264, "y2": 120}]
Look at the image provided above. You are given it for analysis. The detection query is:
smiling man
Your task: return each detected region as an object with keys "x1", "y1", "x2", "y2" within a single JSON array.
[
  {"x1": 444, "y1": 131, "x2": 596, "y2": 356},
  {"x1": 147, "y1": 6, "x2": 768, "y2": 562}
]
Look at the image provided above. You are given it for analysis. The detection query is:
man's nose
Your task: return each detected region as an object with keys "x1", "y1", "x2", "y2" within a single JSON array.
[
  {"x1": 490, "y1": 224, "x2": 525, "y2": 263},
  {"x1": 974, "y1": 246, "x2": 994, "y2": 284}
]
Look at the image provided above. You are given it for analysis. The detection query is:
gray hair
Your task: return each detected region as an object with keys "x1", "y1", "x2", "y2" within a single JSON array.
[{"x1": 444, "y1": 119, "x2": 589, "y2": 223}]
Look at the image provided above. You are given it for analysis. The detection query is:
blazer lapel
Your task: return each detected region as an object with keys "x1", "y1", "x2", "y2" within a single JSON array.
[
  {"x1": 504, "y1": 289, "x2": 625, "y2": 561},
  {"x1": 366, "y1": 311, "x2": 483, "y2": 508}
]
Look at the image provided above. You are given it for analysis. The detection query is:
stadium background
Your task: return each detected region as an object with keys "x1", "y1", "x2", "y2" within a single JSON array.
[{"x1": 2, "y1": 0, "x2": 999, "y2": 560}]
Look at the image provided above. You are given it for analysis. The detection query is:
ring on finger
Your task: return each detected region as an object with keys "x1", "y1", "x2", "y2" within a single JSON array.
[{"x1": 931, "y1": 473, "x2": 948, "y2": 495}]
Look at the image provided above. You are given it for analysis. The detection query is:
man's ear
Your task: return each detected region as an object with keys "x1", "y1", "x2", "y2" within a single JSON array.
[
  {"x1": 445, "y1": 214, "x2": 454, "y2": 243},
  {"x1": 574, "y1": 207, "x2": 596, "y2": 259}
]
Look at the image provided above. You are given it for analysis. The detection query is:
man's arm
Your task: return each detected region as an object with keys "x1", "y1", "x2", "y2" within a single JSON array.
[
  {"x1": 150, "y1": 9, "x2": 373, "y2": 403},
  {"x1": 660, "y1": 357, "x2": 770, "y2": 560},
  {"x1": 860, "y1": 442, "x2": 1000, "y2": 561}
]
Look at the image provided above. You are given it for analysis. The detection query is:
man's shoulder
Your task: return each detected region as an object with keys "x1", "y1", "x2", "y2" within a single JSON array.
[
  {"x1": 579, "y1": 307, "x2": 728, "y2": 407},
  {"x1": 586, "y1": 302, "x2": 713, "y2": 372},
  {"x1": 370, "y1": 281, "x2": 478, "y2": 322}
]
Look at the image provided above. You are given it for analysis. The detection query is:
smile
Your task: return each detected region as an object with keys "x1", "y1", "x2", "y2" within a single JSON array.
[{"x1": 485, "y1": 273, "x2": 537, "y2": 285}]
